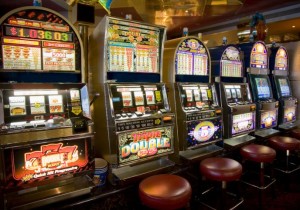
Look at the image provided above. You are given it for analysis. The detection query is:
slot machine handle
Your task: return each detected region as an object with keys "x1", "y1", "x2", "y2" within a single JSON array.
[{"x1": 90, "y1": 93, "x2": 100, "y2": 106}]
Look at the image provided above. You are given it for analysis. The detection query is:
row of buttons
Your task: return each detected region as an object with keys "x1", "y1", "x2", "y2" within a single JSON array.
[{"x1": 115, "y1": 109, "x2": 168, "y2": 119}]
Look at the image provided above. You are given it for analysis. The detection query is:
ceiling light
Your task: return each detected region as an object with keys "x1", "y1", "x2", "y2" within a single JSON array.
[{"x1": 292, "y1": 25, "x2": 295, "y2": 28}]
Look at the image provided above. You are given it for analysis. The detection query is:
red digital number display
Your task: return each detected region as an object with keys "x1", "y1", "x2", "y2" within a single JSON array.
[{"x1": 5, "y1": 25, "x2": 73, "y2": 42}]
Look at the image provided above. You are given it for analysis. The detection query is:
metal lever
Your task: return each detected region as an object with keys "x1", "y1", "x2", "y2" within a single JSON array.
[{"x1": 90, "y1": 93, "x2": 100, "y2": 106}]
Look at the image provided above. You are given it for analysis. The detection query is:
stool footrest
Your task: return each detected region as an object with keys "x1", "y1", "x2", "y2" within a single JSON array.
[
  {"x1": 198, "y1": 187, "x2": 244, "y2": 210},
  {"x1": 241, "y1": 178, "x2": 276, "y2": 190}
]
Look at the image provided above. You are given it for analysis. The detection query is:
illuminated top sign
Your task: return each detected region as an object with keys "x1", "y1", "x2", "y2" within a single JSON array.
[
  {"x1": 175, "y1": 38, "x2": 209, "y2": 76},
  {"x1": 0, "y1": 7, "x2": 82, "y2": 76},
  {"x1": 274, "y1": 47, "x2": 288, "y2": 71},
  {"x1": 250, "y1": 42, "x2": 268, "y2": 69}
]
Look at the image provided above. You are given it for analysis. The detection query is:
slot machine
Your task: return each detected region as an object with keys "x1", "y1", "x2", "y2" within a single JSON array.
[
  {"x1": 239, "y1": 41, "x2": 280, "y2": 138},
  {"x1": 89, "y1": 16, "x2": 175, "y2": 183},
  {"x1": 269, "y1": 45, "x2": 298, "y2": 130},
  {"x1": 163, "y1": 37, "x2": 223, "y2": 163},
  {"x1": 0, "y1": 6, "x2": 94, "y2": 209},
  {"x1": 210, "y1": 45, "x2": 256, "y2": 149}
]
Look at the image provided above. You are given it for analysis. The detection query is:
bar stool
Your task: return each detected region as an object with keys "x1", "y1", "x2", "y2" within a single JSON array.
[
  {"x1": 269, "y1": 136, "x2": 300, "y2": 173},
  {"x1": 139, "y1": 174, "x2": 192, "y2": 210},
  {"x1": 240, "y1": 144, "x2": 276, "y2": 208},
  {"x1": 290, "y1": 128, "x2": 300, "y2": 139},
  {"x1": 199, "y1": 157, "x2": 243, "y2": 210}
]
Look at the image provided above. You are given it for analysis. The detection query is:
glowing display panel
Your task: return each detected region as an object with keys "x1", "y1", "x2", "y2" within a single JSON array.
[
  {"x1": 111, "y1": 84, "x2": 165, "y2": 114},
  {"x1": 221, "y1": 46, "x2": 243, "y2": 77},
  {"x1": 180, "y1": 85, "x2": 214, "y2": 109},
  {"x1": 250, "y1": 42, "x2": 268, "y2": 69},
  {"x1": 175, "y1": 38, "x2": 208, "y2": 75},
  {"x1": 260, "y1": 110, "x2": 277, "y2": 128},
  {"x1": 274, "y1": 47, "x2": 288, "y2": 71},
  {"x1": 277, "y1": 78, "x2": 291, "y2": 97},
  {"x1": 0, "y1": 8, "x2": 81, "y2": 71},
  {"x1": 283, "y1": 106, "x2": 296, "y2": 123},
  {"x1": 255, "y1": 77, "x2": 271, "y2": 99},
  {"x1": 186, "y1": 119, "x2": 222, "y2": 148},
  {"x1": 107, "y1": 20, "x2": 160, "y2": 73},
  {"x1": 11, "y1": 139, "x2": 89, "y2": 183},
  {"x1": 118, "y1": 127, "x2": 173, "y2": 165},
  {"x1": 232, "y1": 113, "x2": 255, "y2": 135}
]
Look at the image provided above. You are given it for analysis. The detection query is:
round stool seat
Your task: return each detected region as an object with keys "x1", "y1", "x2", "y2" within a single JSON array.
[
  {"x1": 290, "y1": 128, "x2": 300, "y2": 139},
  {"x1": 269, "y1": 136, "x2": 300, "y2": 151},
  {"x1": 200, "y1": 157, "x2": 242, "y2": 182},
  {"x1": 139, "y1": 174, "x2": 192, "y2": 210},
  {"x1": 240, "y1": 144, "x2": 276, "y2": 163}
]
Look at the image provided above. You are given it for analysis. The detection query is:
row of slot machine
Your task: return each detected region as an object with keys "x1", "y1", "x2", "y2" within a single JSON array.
[
  {"x1": 89, "y1": 15, "x2": 298, "y2": 185},
  {"x1": 0, "y1": 5, "x2": 297, "y2": 210}
]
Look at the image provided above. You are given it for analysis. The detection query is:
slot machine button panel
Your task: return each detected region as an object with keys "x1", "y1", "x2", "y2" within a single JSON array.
[
  {"x1": 116, "y1": 114, "x2": 122, "y2": 119},
  {"x1": 135, "y1": 111, "x2": 143, "y2": 116},
  {"x1": 121, "y1": 113, "x2": 127, "y2": 118},
  {"x1": 127, "y1": 113, "x2": 133, "y2": 117},
  {"x1": 159, "y1": 109, "x2": 167, "y2": 113}
]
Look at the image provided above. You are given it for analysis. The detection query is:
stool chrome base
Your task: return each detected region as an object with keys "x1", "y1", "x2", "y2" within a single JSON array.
[{"x1": 198, "y1": 183, "x2": 244, "y2": 210}]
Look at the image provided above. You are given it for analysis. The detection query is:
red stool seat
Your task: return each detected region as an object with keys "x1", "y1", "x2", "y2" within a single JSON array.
[
  {"x1": 269, "y1": 136, "x2": 300, "y2": 151},
  {"x1": 290, "y1": 128, "x2": 300, "y2": 139},
  {"x1": 240, "y1": 144, "x2": 276, "y2": 163},
  {"x1": 200, "y1": 157, "x2": 242, "y2": 182},
  {"x1": 139, "y1": 174, "x2": 192, "y2": 210}
]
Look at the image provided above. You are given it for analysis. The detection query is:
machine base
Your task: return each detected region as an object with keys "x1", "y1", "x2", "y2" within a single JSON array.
[
  {"x1": 179, "y1": 144, "x2": 223, "y2": 162},
  {"x1": 254, "y1": 128, "x2": 280, "y2": 138},
  {"x1": 112, "y1": 157, "x2": 175, "y2": 184},
  {"x1": 224, "y1": 134, "x2": 256, "y2": 149},
  {"x1": 3, "y1": 175, "x2": 94, "y2": 210},
  {"x1": 278, "y1": 120, "x2": 300, "y2": 131}
]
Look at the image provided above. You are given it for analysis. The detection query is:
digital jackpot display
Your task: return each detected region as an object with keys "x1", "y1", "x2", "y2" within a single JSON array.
[
  {"x1": 221, "y1": 46, "x2": 243, "y2": 77},
  {"x1": 107, "y1": 19, "x2": 160, "y2": 73},
  {"x1": 0, "y1": 8, "x2": 81, "y2": 71},
  {"x1": 175, "y1": 38, "x2": 208, "y2": 75},
  {"x1": 274, "y1": 47, "x2": 288, "y2": 71},
  {"x1": 250, "y1": 42, "x2": 268, "y2": 69}
]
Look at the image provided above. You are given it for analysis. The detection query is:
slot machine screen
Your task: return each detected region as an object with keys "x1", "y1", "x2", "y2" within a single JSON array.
[
  {"x1": 110, "y1": 84, "x2": 165, "y2": 114},
  {"x1": 186, "y1": 118, "x2": 222, "y2": 148},
  {"x1": 175, "y1": 38, "x2": 208, "y2": 76},
  {"x1": 255, "y1": 77, "x2": 271, "y2": 99},
  {"x1": 224, "y1": 84, "x2": 244, "y2": 103},
  {"x1": 232, "y1": 113, "x2": 255, "y2": 135},
  {"x1": 284, "y1": 106, "x2": 296, "y2": 123},
  {"x1": 180, "y1": 85, "x2": 212, "y2": 108},
  {"x1": 277, "y1": 78, "x2": 291, "y2": 97}
]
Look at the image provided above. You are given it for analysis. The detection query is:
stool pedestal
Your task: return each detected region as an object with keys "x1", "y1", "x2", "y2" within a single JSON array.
[
  {"x1": 240, "y1": 144, "x2": 276, "y2": 209},
  {"x1": 199, "y1": 157, "x2": 243, "y2": 210}
]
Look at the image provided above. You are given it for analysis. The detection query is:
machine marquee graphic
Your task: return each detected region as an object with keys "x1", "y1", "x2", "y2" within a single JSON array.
[
  {"x1": 119, "y1": 127, "x2": 172, "y2": 164},
  {"x1": 12, "y1": 140, "x2": 89, "y2": 182}
]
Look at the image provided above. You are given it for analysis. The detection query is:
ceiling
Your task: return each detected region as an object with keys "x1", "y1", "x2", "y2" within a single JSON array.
[{"x1": 0, "y1": 0, "x2": 300, "y2": 40}]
